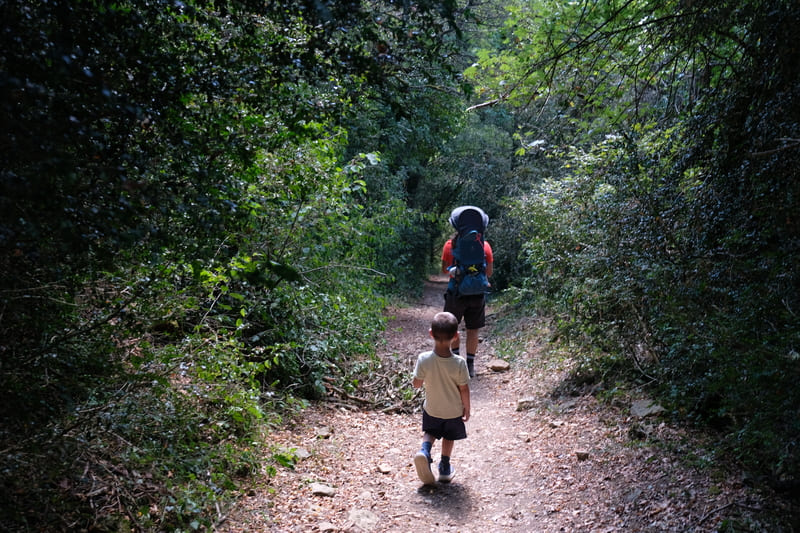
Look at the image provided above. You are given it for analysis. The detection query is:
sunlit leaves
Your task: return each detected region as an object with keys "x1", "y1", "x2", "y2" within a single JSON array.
[
  {"x1": 465, "y1": 0, "x2": 754, "y2": 139},
  {"x1": 501, "y1": 0, "x2": 800, "y2": 482}
]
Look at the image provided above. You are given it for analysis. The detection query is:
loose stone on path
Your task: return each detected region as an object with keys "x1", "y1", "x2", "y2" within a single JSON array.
[
  {"x1": 346, "y1": 509, "x2": 379, "y2": 531},
  {"x1": 488, "y1": 358, "x2": 511, "y2": 372},
  {"x1": 310, "y1": 483, "x2": 336, "y2": 497}
]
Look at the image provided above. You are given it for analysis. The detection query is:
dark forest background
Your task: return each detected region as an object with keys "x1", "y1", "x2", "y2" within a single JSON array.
[{"x1": 1, "y1": 0, "x2": 798, "y2": 530}]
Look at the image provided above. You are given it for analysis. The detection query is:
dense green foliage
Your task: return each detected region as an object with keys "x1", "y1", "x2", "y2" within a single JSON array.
[
  {"x1": 466, "y1": 0, "x2": 800, "y2": 487},
  {"x1": 2, "y1": 0, "x2": 799, "y2": 529},
  {"x1": 1, "y1": 0, "x2": 472, "y2": 529}
]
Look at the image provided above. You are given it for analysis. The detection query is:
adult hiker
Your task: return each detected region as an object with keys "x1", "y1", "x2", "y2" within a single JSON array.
[{"x1": 441, "y1": 205, "x2": 493, "y2": 378}]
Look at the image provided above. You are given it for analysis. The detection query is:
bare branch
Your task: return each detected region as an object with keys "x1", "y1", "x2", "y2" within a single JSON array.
[
  {"x1": 466, "y1": 97, "x2": 506, "y2": 111},
  {"x1": 749, "y1": 139, "x2": 800, "y2": 157}
]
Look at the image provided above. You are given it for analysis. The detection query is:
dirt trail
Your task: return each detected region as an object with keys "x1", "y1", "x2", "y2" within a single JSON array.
[{"x1": 219, "y1": 275, "x2": 787, "y2": 532}]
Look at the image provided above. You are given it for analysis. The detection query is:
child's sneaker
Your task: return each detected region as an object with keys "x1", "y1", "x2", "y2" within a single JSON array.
[
  {"x1": 414, "y1": 450, "x2": 436, "y2": 485},
  {"x1": 438, "y1": 462, "x2": 455, "y2": 483}
]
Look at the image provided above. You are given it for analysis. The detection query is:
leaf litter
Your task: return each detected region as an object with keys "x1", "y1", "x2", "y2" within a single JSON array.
[{"x1": 218, "y1": 275, "x2": 796, "y2": 532}]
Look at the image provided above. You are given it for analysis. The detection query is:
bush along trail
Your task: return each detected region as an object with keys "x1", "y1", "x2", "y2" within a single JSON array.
[{"x1": 219, "y1": 275, "x2": 795, "y2": 532}]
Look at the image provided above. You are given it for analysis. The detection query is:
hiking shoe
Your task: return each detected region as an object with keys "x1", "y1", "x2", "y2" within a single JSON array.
[
  {"x1": 414, "y1": 450, "x2": 436, "y2": 485},
  {"x1": 438, "y1": 462, "x2": 455, "y2": 483}
]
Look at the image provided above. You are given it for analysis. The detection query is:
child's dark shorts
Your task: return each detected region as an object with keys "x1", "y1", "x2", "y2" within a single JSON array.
[{"x1": 422, "y1": 409, "x2": 467, "y2": 441}]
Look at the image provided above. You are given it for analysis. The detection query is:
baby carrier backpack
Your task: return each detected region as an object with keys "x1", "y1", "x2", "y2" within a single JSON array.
[{"x1": 447, "y1": 206, "x2": 490, "y2": 297}]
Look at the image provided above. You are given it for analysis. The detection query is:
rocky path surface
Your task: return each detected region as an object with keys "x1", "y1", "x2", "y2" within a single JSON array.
[{"x1": 219, "y1": 275, "x2": 790, "y2": 532}]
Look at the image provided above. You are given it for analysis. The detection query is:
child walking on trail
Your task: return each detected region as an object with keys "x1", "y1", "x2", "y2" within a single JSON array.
[{"x1": 412, "y1": 311, "x2": 471, "y2": 485}]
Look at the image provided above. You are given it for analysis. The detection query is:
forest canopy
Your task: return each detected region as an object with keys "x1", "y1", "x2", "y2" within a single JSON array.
[{"x1": 1, "y1": 0, "x2": 798, "y2": 529}]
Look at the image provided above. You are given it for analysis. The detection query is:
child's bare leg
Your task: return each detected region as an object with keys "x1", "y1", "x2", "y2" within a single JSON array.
[{"x1": 441, "y1": 438, "x2": 454, "y2": 457}]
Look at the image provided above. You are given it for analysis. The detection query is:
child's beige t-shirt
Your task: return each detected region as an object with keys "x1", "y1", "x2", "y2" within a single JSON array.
[{"x1": 413, "y1": 351, "x2": 470, "y2": 419}]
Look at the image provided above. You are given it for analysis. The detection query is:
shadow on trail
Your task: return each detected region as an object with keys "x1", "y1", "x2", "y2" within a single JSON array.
[{"x1": 415, "y1": 481, "x2": 475, "y2": 525}]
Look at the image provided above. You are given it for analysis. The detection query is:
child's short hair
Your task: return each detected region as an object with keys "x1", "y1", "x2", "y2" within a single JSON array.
[{"x1": 431, "y1": 312, "x2": 458, "y2": 341}]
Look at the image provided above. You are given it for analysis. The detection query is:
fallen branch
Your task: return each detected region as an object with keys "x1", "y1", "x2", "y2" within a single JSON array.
[
  {"x1": 325, "y1": 384, "x2": 376, "y2": 406},
  {"x1": 695, "y1": 501, "x2": 735, "y2": 526},
  {"x1": 380, "y1": 403, "x2": 415, "y2": 414},
  {"x1": 695, "y1": 501, "x2": 763, "y2": 527}
]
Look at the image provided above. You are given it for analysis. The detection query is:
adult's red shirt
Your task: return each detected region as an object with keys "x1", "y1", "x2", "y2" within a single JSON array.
[{"x1": 441, "y1": 239, "x2": 493, "y2": 270}]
